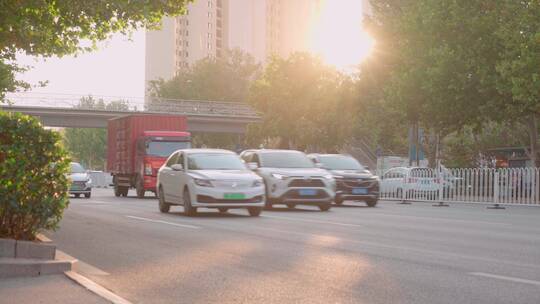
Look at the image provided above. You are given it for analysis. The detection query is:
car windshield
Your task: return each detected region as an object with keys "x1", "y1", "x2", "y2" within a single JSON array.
[
  {"x1": 146, "y1": 141, "x2": 191, "y2": 157},
  {"x1": 260, "y1": 152, "x2": 315, "y2": 168},
  {"x1": 70, "y1": 163, "x2": 86, "y2": 173},
  {"x1": 318, "y1": 155, "x2": 365, "y2": 170},
  {"x1": 187, "y1": 153, "x2": 247, "y2": 170}
]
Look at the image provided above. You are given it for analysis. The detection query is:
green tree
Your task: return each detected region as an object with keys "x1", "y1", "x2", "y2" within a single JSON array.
[
  {"x1": 0, "y1": 112, "x2": 70, "y2": 240},
  {"x1": 0, "y1": 0, "x2": 192, "y2": 101},
  {"x1": 63, "y1": 96, "x2": 129, "y2": 170},
  {"x1": 249, "y1": 52, "x2": 356, "y2": 151},
  {"x1": 149, "y1": 49, "x2": 261, "y2": 102},
  {"x1": 363, "y1": 0, "x2": 539, "y2": 167},
  {"x1": 149, "y1": 49, "x2": 261, "y2": 149}
]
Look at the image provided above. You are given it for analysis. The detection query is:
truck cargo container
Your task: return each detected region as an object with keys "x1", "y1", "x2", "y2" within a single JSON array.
[{"x1": 107, "y1": 115, "x2": 191, "y2": 198}]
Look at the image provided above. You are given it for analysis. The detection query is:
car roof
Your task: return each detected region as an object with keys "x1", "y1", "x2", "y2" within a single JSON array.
[
  {"x1": 245, "y1": 149, "x2": 304, "y2": 154},
  {"x1": 176, "y1": 148, "x2": 235, "y2": 155},
  {"x1": 308, "y1": 153, "x2": 352, "y2": 157}
]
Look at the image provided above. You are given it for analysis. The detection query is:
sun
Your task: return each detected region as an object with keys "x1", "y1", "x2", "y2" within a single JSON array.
[{"x1": 310, "y1": 0, "x2": 375, "y2": 70}]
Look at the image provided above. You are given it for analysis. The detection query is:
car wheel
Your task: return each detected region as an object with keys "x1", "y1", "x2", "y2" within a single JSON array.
[
  {"x1": 136, "y1": 177, "x2": 145, "y2": 198},
  {"x1": 366, "y1": 199, "x2": 377, "y2": 207},
  {"x1": 286, "y1": 203, "x2": 295, "y2": 209},
  {"x1": 218, "y1": 208, "x2": 228, "y2": 213},
  {"x1": 158, "y1": 187, "x2": 170, "y2": 213},
  {"x1": 74, "y1": 194, "x2": 80, "y2": 198},
  {"x1": 318, "y1": 203, "x2": 331, "y2": 211},
  {"x1": 84, "y1": 192, "x2": 91, "y2": 199},
  {"x1": 334, "y1": 196, "x2": 344, "y2": 205},
  {"x1": 183, "y1": 188, "x2": 197, "y2": 217},
  {"x1": 248, "y1": 207, "x2": 262, "y2": 217}
]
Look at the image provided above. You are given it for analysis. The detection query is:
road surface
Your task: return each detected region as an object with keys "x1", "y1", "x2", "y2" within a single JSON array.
[{"x1": 47, "y1": 188, "x2": 540, "y2": 303}]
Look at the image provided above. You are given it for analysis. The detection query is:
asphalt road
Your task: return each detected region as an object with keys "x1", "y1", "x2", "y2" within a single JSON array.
[{"x1": 48, "y1": 188, "x2": 540, "y2": 304}]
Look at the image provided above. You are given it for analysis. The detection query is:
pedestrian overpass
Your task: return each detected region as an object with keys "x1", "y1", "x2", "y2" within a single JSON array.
[{"x1": 1, "y1": 93, "x2": 260, "y2": 134}]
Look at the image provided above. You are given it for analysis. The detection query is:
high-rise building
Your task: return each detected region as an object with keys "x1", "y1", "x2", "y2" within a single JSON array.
[
  {"x1": 265, "y1": 0, "x2": 322, "y2": 59},
  {"x1": 145, "y1": 0, "x2": 323, "y2": 94},
  {"x1": 145, "y1": 0, "x2": 229, "y2": 93}
]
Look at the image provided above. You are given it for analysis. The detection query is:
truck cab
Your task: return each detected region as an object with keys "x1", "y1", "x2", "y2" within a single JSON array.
[{"x1": 134, "y1": 131, "x2": 191, "y2": 197}]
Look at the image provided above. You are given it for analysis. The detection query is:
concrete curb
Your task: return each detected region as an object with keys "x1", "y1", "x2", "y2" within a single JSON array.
[
  {"x1": 0, "y1": 258, "x2": 72, "y2": 278},
  {"x1": 65, "y1": 271, "x2": 133, "y2": 304},
  {"x1": 0, "y1": 237, "x2": 72, "y2": 278}
]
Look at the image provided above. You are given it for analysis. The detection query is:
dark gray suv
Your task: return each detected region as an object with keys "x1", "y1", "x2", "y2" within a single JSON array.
[{"x1": 308, "y1": 154, "x2": 379, "y2": 207}]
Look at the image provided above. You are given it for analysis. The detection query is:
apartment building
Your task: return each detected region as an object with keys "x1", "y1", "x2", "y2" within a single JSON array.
[
  {"x1": 145, "y1": 0, "x2": 229, "y2": 92},
  {"x1": 146, "y1": 0, "x2": 359, "y2": 91}
]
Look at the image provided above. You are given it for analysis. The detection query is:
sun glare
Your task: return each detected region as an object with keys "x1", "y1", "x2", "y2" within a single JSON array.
[{"x1": 310, "y1": 0, "x2": 375, "y2": 70}]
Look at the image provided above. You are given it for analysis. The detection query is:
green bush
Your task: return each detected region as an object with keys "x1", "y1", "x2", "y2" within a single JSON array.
[{"x1": 0, "y1": 112, "x2": 70, "y2": 240}]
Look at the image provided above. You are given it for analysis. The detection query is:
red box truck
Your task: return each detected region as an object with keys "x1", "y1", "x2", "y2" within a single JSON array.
[{"x1": 107, "y1": 115, "x2": 191, "y2": 198}]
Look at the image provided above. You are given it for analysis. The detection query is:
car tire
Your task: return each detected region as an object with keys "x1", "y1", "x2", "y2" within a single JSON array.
[
  {"x1": 218, "y1": 208, "x2": 228, "y2": 213},
  {"x1": 158, "y1": 187, "x2": 170, "y2": 213},
  {"x1": 366, "y1": 199, "x2": 377, "y2": 207},
  {"x1": 286, "y1": 203, "x2": 295, "y2": 209},
  {"x1": 74, "y1": 194, "x2": 80, "y2": 198},
  {"x1": 248, "y1": 207, "x2": 262, "y2": 217},
  {"x1": 136, "y1": 177, "x2": 145, "y2": 198},
  {"x1": 183, "y1": 188, "x2": 197, "y2": 217},
  {"x1": 84, "y1": 192, "x2": 91, "y2": 199},
  {"x1": 334, "y1": 196, "x2": 344, "y2": 205},
  {"x1": 318, "y1": 203, "x2": 331, "y2": 211}
]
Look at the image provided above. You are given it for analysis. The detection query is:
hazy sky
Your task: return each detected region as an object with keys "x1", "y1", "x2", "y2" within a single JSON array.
[{"x1": 16, "y1": 30, "x2": 146, "y2": 99}]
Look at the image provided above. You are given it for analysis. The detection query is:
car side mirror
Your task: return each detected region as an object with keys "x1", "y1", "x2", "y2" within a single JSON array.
[
  {"x1": 247, "y1": 162, "x2": 259, "y2": 170},
  {"x1": 171, "y1": 164, "x2": 184, "y2": 171}
]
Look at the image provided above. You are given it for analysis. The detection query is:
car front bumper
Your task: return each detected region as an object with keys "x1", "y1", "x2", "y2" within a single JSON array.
[{"x1": 190, "y1": 185, "x2": 265, "y2": 208}]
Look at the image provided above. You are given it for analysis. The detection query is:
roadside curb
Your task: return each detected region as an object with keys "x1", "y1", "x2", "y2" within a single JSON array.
[{"x1": 64, "y1": 271, "x2": 132, "y2": 304}]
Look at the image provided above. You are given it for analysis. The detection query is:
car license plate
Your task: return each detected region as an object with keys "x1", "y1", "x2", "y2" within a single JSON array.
[
  {"x1": 224, "y1": 193, "x2": 246, "y2": 200},
  {"x1": 299, "y1": 189, "x2": 317, "y2": 196},
  {"x1": 352, "y1": 188, "x2": 368, "y2": 195}
]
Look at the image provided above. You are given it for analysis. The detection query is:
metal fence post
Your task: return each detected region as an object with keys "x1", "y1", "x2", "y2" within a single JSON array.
[
  {"x1": 433, "y1": 167, "x2": 449, "y2": 207},
  {"x1": 398, "y1": 175, "x2": 411, "y2": 205},
  {"x1": 488, "y1": 171, "x2": 505, "y2": 209}
]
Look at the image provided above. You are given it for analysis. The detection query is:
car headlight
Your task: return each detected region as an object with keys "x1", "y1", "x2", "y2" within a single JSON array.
[
  {"x1": 271, "y1": 173, "x2": 289, "y2": 180},
  {"x1": 194, "y1": 178, "x2": 213, "y2": 187},
  {"x1": 323, "y1": 174, "x2": 334, "y2": 180},
  {"x1": 252, "y1": 179, "x2": 263, "y2": 187}
]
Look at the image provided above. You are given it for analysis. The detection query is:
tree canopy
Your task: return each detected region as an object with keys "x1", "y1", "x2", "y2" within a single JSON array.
[
  {"x1": 0, "y1": 0, "x2": 192, "y2": 100},
  {"x1": 249, "y1": 52, "x2": 357, "y2": 151}
]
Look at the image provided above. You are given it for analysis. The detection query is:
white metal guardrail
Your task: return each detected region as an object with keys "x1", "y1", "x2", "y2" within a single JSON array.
[
  {"x1": 88, "y1": 171, "x2": 113, "y2": 189},
  {"x1": 379, "y1": 167, "x2": 540, "y2": 206}
]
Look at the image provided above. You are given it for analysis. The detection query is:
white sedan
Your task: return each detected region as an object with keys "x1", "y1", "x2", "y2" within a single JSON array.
[{"x1": 157, "y1": 149, "x2": 265, "y2": 216}]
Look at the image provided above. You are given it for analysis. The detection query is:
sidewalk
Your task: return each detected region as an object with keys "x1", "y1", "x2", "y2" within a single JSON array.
[{"x1": 0, "y1": 273, "x2": 108, "y2": 304}]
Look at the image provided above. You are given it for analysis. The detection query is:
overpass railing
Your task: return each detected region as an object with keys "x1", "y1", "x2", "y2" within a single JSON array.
[{"x1": 4, "y1": 93, "x2": 259, "y2": 118}]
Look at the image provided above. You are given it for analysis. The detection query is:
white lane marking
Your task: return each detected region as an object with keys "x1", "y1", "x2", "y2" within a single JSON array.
[
  {"x1": 468, "y1": 272, "x2": 540, "y2": 286},
  {"x1": 65, "y1": 271, "x2": 133, "y2": 304},
  {"x1": 262, "y1": 215, "x2": 364, "y2": 228},
  {"x1": 126, "y1": 215, "x2": 201, "y2": 229}
]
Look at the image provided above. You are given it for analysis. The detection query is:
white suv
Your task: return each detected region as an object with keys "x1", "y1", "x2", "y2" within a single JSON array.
[
  {"x1": 157, "y1": 149, "x2": 265, "y2": 216},
  {"x1": 240, "y1": 149, "x2": 335, "y2": 211}
]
